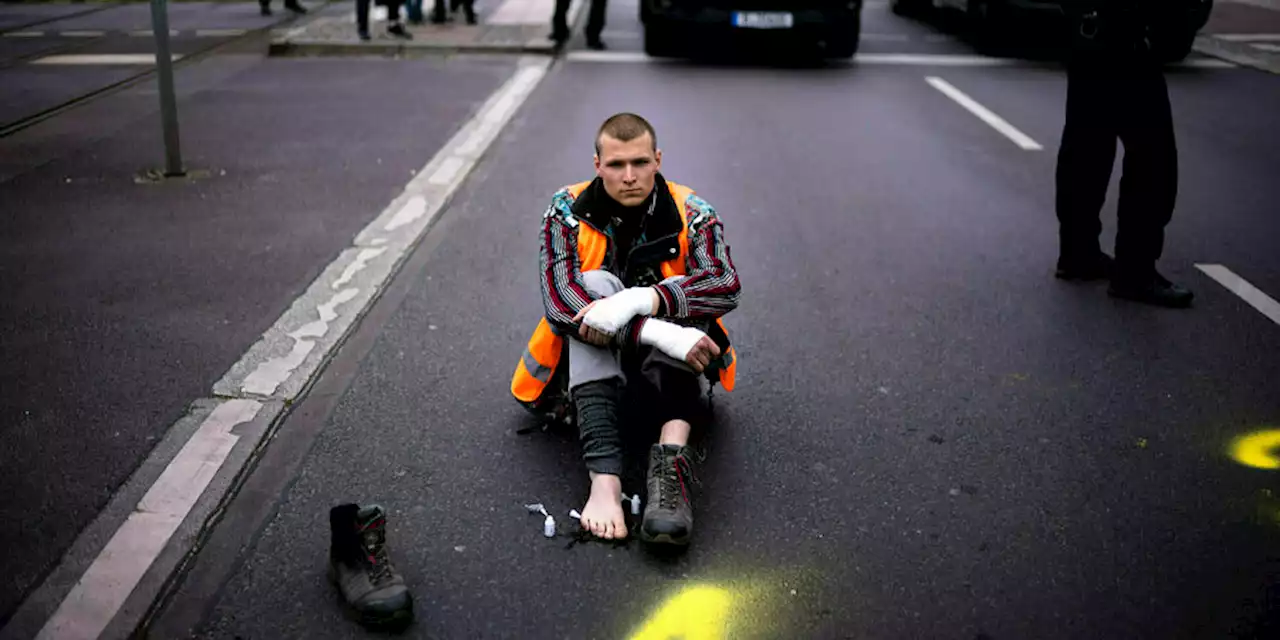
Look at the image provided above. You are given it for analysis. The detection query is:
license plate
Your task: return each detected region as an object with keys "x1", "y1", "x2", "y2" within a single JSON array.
[{"x1": 732, "y1": 11, "x2": 794, "y2": 29}]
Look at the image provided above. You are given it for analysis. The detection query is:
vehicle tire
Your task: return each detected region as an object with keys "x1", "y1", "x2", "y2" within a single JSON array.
[
  {"x1": 827, "y1": 15, "x2": 862, "y2": 58},
  {"x1": 966, "y1": 0, "x2": 1010, "y2": 52},
  {"x1": 644, "y1": 23, "x2": 678, "y2": 58}
]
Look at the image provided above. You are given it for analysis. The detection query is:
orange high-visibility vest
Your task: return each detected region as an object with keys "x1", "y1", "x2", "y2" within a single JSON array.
[{"x1": 511, "y1": 180, "x2": 738, "y2": 407}]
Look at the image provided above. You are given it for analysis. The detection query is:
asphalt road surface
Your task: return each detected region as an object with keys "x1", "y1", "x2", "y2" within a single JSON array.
[
  {"x1": 158, "y1": 10, "x2": 1278, "y2": 640},
  {"x1": 6, "y1": 0, "x2": 1280, "y2": 638}
]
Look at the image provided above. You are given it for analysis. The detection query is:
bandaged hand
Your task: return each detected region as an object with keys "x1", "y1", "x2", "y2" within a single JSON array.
[
  {"x1": 578, "y1": 287, "x2": 658, "y2": 336},
  {"x1": 639, "y1": 319, "x2": 722, "y2": 373}
]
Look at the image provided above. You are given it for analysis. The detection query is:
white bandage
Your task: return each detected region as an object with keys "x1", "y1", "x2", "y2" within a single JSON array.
[
  {"x1": 639, "y1": 319, "x2": 706, "y2": 363},
  {"x1": 582, "y1": 287, "x2": 655, "y2": 335}
]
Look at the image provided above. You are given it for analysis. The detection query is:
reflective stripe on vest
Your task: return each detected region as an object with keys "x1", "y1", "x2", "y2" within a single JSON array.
[{"x1": 511, "y1": 180, "x2": 738, "y2": 405}]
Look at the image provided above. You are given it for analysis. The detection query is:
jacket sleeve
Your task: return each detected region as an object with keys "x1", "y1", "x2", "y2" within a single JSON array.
[
  {"x1": 539, "y1": 194, "x2": 599, "y2": 337},
  {"x1": 652, "y1": 194, "x2": 742, "y2": 321}
]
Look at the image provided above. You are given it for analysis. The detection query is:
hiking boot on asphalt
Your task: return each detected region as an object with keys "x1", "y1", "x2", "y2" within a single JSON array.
[
  {"x1": 640, "y1": 444, "x2": 696, "y2": 546},
  {"x1": 1108, "y1": 269, "x2": 1194, "y2": 308},
  {"x1": 328, "y1": 504, "x2": 414, "y2": 629}
]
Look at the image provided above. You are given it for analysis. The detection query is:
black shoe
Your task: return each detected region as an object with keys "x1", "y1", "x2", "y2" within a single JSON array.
[
  {"x1": 260, "y1": 4, "x2": 272, "y2": 16},
  {"x1": 358, "y1": 29, "x2": 371, "y2": 41},
  {"x1": 1055, "y1": 251, "x2": 1113, "y2": 281},
  {"x1": 328, "y1": 504, "x2": 414, "y2": 630},
  {"x1": 1108, "y1": 270, "x2": 1194, "y2": 308},
  {"x1": 285, "y1": 0, "x2": 307, "y2": 14},
  {"x1": 586, "y1": 38, "x2": 607, "y2": 50},
  {"x1": 548, "y1": 30, "x2": 568, "y2": 43},
  {"x1": 388, "y1": 22, "x2": 413, "y2": 39},
  {"x1": 640, "y1": 444, "x2": 695, "y2": 546}
]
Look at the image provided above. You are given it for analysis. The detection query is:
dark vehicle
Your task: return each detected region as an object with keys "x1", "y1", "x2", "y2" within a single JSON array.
[
  {"x1": 640, "y1": 0, "x2": 865, "y2": 59},
  {"x1": 890, "y1": 0, "x2": 1214, "y2": 62}
]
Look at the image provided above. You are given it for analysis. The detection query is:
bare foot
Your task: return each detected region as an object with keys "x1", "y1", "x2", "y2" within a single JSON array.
[{"x1": 579, "y1": 473, "x2": 627, "y2": 539}]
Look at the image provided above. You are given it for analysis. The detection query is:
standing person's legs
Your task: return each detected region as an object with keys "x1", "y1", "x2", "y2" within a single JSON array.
[
  {"x1": 1108, "y1": 57, "x2": 1191, "y2": 307},
  {"x1": 1054, "y1": 55, "x2": 1118, "y2": 279},
  {"x1": 585, "y1": 0, "x2": 607, "y2": 48},
  {"x1": 550, "y1": 0, "x2": 572, "y2": 42}
]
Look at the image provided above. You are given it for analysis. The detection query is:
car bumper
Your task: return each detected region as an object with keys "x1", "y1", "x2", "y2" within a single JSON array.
[{"x1": 645, "y1": 2, "x2": 862, "y2": 33}]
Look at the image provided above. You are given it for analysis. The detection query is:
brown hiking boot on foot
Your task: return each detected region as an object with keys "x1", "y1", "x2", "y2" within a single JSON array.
[
  {"x1": 640, "y1": 444, "x2": 695, "y2": 546},
  {"x1": 328, "y1": 504, "x2": 414, "y2": 630}
]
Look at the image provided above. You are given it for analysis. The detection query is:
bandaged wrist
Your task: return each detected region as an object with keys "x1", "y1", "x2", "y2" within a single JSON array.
[
  {"x1": 639, "y1": 319, "x2": 703, "y2": 362},
  {"x1": 582, "y1": 287, "x2": 656, "y2": 335}
]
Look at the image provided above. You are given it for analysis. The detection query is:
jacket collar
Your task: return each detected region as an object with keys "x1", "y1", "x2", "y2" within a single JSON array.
[{"x1": 572, "y1": 173, "x2": 683, "y2": 240}]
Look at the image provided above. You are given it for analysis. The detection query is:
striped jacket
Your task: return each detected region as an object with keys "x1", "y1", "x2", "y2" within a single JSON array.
[{"x1": 538, "y1": 174, "x2": 741, "y2": 349}]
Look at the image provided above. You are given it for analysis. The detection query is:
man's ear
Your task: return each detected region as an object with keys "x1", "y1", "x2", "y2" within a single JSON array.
[
  {"x1": 594, "y1": 154, "x2": 601, "y2": 175},
  {"x1": 654, "y1": 148, "x2": 662, "y2": 171}
]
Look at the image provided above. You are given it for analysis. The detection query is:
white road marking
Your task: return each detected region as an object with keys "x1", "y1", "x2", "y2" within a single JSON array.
[
  {"x1": 35, "y1": 400, "x2": 263, "y2": 640},
  {"x1": 428, "y1": 156, "x2": 466, "y2": 186},
  {"x1": 1196, "y1": 264, "x2": 1280, "y2": 326},
  {"x1": 129, "y1": 29, "x2": 179, "y2": 37},
  {"x1": 24, "y1": 55, "x2": 554, "y2": 640},
  {"x1": 1216, "y1": 33, "x2": 1280, "y2": 42},
  {"x1": 925, "y1": 76, "x2": 1043, "y2": 150},
  {"x1": 31, "y1": 54, "x2": 181, "y2": 65},
  {"x1": 564, "y1": 51, "x2": 1025, "y2": 65},
  {"x1": 862, "y1": 33, "x2": 911, "y2": 41},
  {"x1": 196, "y1": 29, "x2": 247, "y2": 37},
  {"x1": 3, "y1": 31, "x2": 44, "y2": 37},
  {"x1": 1251, "y1": 42, "x2": 1280, "y2": 52},
  {"x1": 60, "y1": 30, "x2": 105, "y2": 37}
]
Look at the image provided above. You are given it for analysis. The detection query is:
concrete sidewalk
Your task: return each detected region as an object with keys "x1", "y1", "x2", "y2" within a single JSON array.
[
  {"x1": 269, "y1": 0, "x2": 585, "y2": 56},
  {"x1": 1195, "y1": 0, "x2": 1280, "y2": 74}
]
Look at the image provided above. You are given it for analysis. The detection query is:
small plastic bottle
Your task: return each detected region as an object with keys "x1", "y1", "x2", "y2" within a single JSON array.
[{"x1": 543, "y1": 515, "x2": 556, "y2": 538}]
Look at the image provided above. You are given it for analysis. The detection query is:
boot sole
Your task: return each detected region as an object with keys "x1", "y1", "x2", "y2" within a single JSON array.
[
  {"x1": 327, "y1": 564, "x2": 415, "y2": 630},
  {"x1": 639, "y1": 529, "x2": 691, "y2": 546}
]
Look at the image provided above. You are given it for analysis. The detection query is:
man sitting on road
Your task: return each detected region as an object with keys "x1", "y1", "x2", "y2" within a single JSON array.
[{"x1": 511, "y1": 113, "x2": 741, "y2": 546}]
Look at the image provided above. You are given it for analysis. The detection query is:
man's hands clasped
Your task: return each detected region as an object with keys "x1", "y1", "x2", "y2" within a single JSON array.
[{"x1": 573, "y1": 287, "x2": 722, "y2": 373}]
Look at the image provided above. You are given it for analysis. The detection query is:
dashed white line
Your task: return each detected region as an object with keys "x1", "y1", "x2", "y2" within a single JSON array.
[
  {"x1": 925, "y1": 76, "x2": 1043, "y2": 150},
  {"x1": 1196, "y1": 264, "x2": 1280, "y2": 326},
  {"x1": 60, "y1": 30, "x2": 105, "y2": 37},
  {"x1": 2, "y1": 31, "x2": 44, "y2": 38},
  {"x1": 1251, "y1": 42, "x2": 1280, "y2": 52}
]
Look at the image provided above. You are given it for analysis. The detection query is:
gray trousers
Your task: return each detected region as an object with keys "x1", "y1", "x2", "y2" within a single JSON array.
[
  {"x1": 568, "y1": 270, "x2": 699, "y2": 392},
  {"x1": 569, "y1": 271, "x2": 704, "y2": 475}
]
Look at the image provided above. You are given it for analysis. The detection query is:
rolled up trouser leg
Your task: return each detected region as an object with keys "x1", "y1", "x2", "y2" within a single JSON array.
[{"x1": 570, "y1": 270, "x2": 626, "y2": 476}]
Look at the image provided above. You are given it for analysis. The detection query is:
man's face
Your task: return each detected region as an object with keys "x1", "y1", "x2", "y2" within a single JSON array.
[{"x1": 594, "y1": 132, "x2": 661, "y2": 207}]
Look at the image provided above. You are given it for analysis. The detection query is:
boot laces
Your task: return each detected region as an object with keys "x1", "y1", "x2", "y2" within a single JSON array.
[
  {"x1": 660, "y1": 453, "x2": 697, "y2": 509},
  {"x1": 359, "y1": 523, "x2": 395, "y2": 585}
]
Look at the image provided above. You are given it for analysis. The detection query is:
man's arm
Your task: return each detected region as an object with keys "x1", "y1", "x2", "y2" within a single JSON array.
[
  {"x1": 652, "y1": 194, "x2": 742, "y2": 321},
  {"x1": 539, "y1": 196, "x2": 600, "y2": 337}
]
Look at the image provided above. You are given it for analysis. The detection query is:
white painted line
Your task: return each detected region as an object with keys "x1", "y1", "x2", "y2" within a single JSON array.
[
  {"x1": 196, "y1": 28, "x2": 247, "y2": 37},
  {"x1": 859, "y1": 53, "x2": 1021, "y2": 66},
  {"x1": 60, "y1": 30, "x2": 105, "y2": 37},
  {"x1": 1216, "y1": 33, "x2": 1280, "y2": 42},
  {"x1": 428, "y1": 156, "x2": 466, "y2": 186},
  {"x1": 925, "y1": 76, "x2": 1043, "y2": 150},
  {"x1": 31, "y1": 53, "x2": 181, "y2": 65},
  {"x1": 862, "y1": 33, "x2": 911, "y2": 41},
  {"x1": 563, "y1": 51, "x2": 1026, "y2": 66},
  {"x1": 1251, "y1": 42, "x2": 1280, "y2": 52},
  {"x1": 22, "y1": 55, "x2": 554, "y2": 640},
  {"x1": 3, "y1": 31, "x2": 44, "y2": 38},
  {"x1": 129, "y1": 29, "x2": 179, "y2": 36},
  {"x1": 1196, "y1": 264, "x2": 1280, "y2": 326},
  {"x1": 1178, "y1": 58, "x2": 1237, "y2": 68},
  {"x1": 35, "y1": 400, "x2": 263, "y2": 640}
]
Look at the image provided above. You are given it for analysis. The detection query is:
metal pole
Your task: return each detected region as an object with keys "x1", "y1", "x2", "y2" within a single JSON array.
[{"x1": 149, "y1": 0, "x2": 184, "y2": 176}]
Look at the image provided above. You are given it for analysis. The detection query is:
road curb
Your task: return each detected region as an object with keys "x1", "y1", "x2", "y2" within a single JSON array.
[{"x1": 1193, "y1": 35, "x2": 1280, "y2": 74}]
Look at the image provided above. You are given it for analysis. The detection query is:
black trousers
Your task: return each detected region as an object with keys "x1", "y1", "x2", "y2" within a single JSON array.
[
  {"x1": 1054, "y1": 50, "x2": 1178, "y2": 277},
  {"x1": 357, "y1": 0, "x2": 404, "y2": 32},
  {"x1": 553, "y1": 0, "x2": 606, "y2": 41}
]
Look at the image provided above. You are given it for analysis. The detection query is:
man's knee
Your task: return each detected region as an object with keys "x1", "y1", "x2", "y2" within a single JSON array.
[{"x1": 582, "y1": 270, "x2": 624, "y2": 297}]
